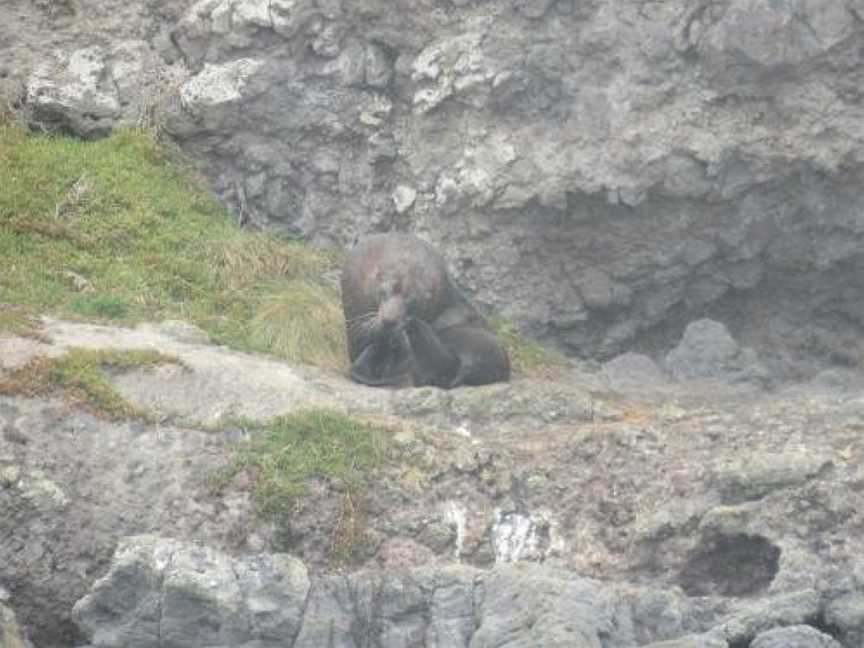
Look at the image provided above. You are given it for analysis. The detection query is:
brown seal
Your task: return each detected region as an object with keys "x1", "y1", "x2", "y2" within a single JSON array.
[{"x1": 340, "y1": 233, "x2": 510, "y2": 388}]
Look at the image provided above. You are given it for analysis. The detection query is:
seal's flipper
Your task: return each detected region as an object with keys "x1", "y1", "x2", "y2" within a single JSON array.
[
  {"x1": 350, "y1": 335, "x2": 412, "y2": 386},
  {"x1": 405, "y1": 317, "x2": 460, "y2": 388},
  {"x1": 437, "y1": 325, "x2": 511, "y2": 388}
]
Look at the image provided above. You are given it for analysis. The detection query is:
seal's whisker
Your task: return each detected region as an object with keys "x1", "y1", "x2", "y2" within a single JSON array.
[
  {"x1": 346, "y1": 311, "x2": 376, "y2": 329},
  {"x1": 346, "y1": 311, "x2": 376, "y2": 326},
  {"x1": 346, "y1": 311, "x2": 377, "y2": 337}
]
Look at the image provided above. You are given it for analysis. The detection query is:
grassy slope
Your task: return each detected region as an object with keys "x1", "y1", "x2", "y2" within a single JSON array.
[{"x1": 0, "y1": 124, "x2": 347, "y2": 369}]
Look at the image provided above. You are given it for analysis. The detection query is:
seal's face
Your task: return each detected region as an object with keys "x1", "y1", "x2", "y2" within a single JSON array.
[
  {"x1": 378, "y1": 292, "x2": 407, "y2": 332},
  {"x1": 374, "y1": 277, "x2": 415, "y2": 333}
]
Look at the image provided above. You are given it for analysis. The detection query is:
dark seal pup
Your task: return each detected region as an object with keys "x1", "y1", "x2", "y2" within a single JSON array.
[{"x1": 340, "y1": 233, "x2": 510, "y2": 389}]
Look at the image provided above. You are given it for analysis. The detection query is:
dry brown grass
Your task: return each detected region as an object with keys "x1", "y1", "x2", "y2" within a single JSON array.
[
  {"x1": 0, "y1": 348, "x2": 181, "y2": 419},
  {"x1": 249, "y1": 279, "x2": 348, "y2": 370}
]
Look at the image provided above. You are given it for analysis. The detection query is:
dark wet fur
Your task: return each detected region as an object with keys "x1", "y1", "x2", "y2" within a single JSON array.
[
  {"x1": 349, "y1": 328, "x2": 413, "y2": 386},
  {"x1": 341, "y1": 233, "x2": 510, "y2": 389}
]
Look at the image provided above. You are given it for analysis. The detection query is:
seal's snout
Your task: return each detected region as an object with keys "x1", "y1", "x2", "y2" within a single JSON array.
[{"x1": 378, "y1": 294, "x2": 407, "y2": 331}]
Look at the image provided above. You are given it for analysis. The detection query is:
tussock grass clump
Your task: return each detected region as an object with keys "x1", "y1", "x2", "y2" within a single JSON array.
[
  {"x1": 206, "y1": 233, "x2": 332, "y2": 288},
  {"x1": 490, "y1": 316, "x2": 571, "y2": 378},
  {"x1": 219, "y1": 409, "x2": 390, "y2": 565},
  {"x1": 488, "y1": 316, "x2": 569, "y2": 378},
  {"x1": 0, "y1": 124, "x2": 346, "y2": 368},
  {"x1": 0, "y1": 348, "x2": 181, "y2": 419},
  {"x1": 249, "y1": 280, "x2": 347, "y2": 370}
]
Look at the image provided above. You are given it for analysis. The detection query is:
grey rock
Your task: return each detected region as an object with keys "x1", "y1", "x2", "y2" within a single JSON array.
[
  {"x1": 26, "y1": 46, "x2": 121, "y2": 137},
  {"x1": 73, "y1": 535, "x2": 310, "y2": 648},
  {"x1": 750, "y1": 624, "x2": 843, "y2": 648},
  {"x1": 633, "y1": 495, "x2": 716, "y2": 547},
  {"x1": 716, "y1": 591, "x2": 823, "y2": 646},
  {"x1": 391, "y1": 381, "x2": 596, "y2": 426},
  {"x1": 809, "y1": 368, "x2": 864, "y2": 392},
  {"x1": 700, "y1": 1, "x2": 857, "y2": 68},
  {"x1": 24, "y1": 40, "x2": 172, "y2": 138},
  {"x1": 711, "y1": 451, "x2": 831, "y2": 504},
  {"x1": 75, "y1": 538, "x2": 632, "y2": 648},
  {"x1": 471, "y1": 566, "x2": 616, "y2": 646},
  {"x1": 75, "y1": 536, "x2": 676, "y2": 648},
  {"x1": 577, "y1": 268, "x2": 632, "y2": 311},
  {"x1": 157, "y1": 320, "x2": 211, "y2": 344},
  {"x1": 76, "y1": 536, "x2": 864, "y2": 648},
  {"x1": 296, "y1": 571, "x2": 437, "y2": 647},
  {"x1": 176, "y1": 58, "x2": 266, "y2": 128},
  {"x1": 364, "y1": 42, "x2": 394, "y2": 88},
  {"x1": 665, "y1": 319, "x2": 739, "y2": 378},
  {"x1": 665, "y1": 319, "x2": 770, "y2": 385},
  {"x1": 644, "y1": 634, "x2": 727, "y2": 648},
  {"x1": 417, "y1": 519, "x2": 457, "y2": 554},
  {"x1": 824, "y1": 592, "x2": 864, "y2": 647},
  {"x1": 602, "y1": 352, "x2": 668, "y2": 390},
  {"x1": 513, "y1": 0, "x2": 557, "y2": 19}
]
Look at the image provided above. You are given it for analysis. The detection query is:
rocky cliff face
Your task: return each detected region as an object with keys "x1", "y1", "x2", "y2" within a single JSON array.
[
  {"x1": 4, "y1": 0, "x2": 864, "y2": 372},
  {"x1": 70, "y1": 534, "x2": 852, "y2": 648},
  {"x1": 3, "y1": 320, "x2": 864, "y2": 647},
  {"x1": 4, "y1": 2, "x2": 864, "y2": 647}
]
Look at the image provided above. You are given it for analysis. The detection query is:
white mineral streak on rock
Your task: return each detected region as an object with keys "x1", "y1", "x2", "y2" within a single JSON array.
[
  {"x1": 441, "y1": 501, "x2": 467, "y2": 559},
  {"x1": 492, "y1": 509, "x2": 545, "y2": 563}
]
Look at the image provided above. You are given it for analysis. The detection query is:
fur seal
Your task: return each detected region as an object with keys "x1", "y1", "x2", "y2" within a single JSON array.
[{"x1": 340, "y1": 233, "x2": 510, "y2": 388}]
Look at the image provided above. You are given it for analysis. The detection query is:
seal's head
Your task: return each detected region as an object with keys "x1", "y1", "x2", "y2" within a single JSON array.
[{"x1": 376, "y1": 279, "x2": 408, "y2": 334}]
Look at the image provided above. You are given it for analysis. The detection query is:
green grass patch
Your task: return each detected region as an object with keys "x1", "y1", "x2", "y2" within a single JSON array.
[
  {"x1": 217, "y1": 409, "x2": 390, "y2": 564},
  {"x1": 0, "y1": 124, "x2": 346, "y2": 368},
  {"x1": 71, "y1": 294, "x2": 129, "y2": 319},
  {"x1": 490, "y1": 316, "x2": 571, "y2": 378},
  {"x1": 0, "y1": 347, "x2": 181, "y2": 419}
]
